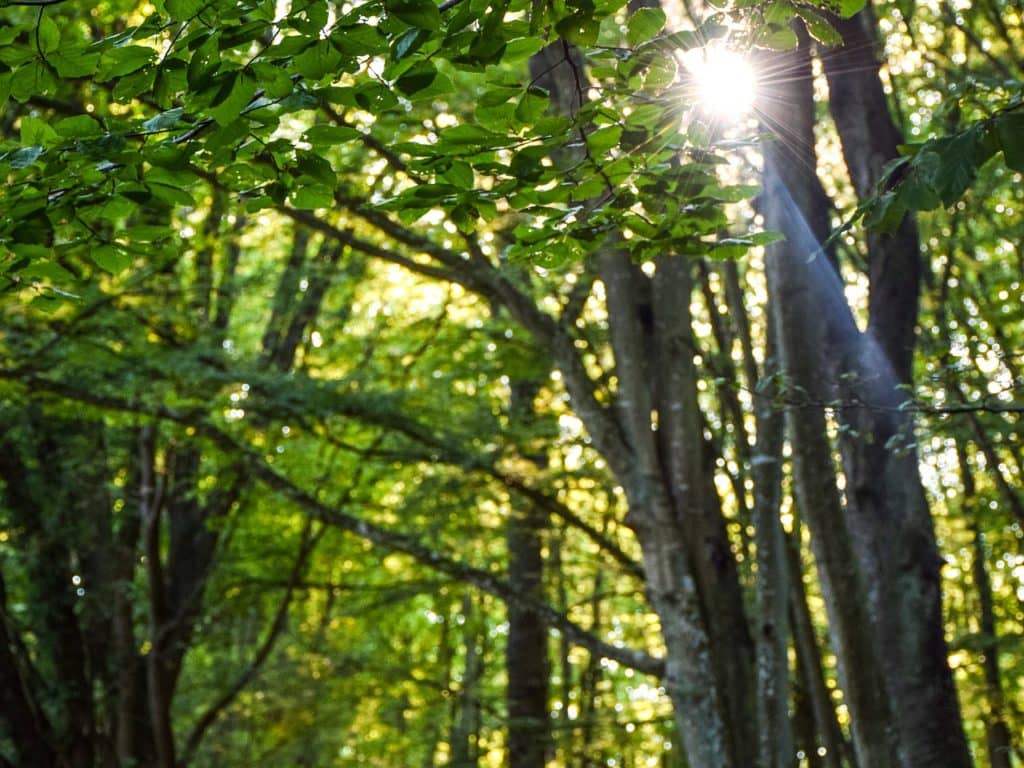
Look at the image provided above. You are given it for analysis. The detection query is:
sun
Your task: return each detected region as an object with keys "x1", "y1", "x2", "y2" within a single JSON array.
[{"x1": 683, "y1": 46, "x2": 757, "y2": 119}]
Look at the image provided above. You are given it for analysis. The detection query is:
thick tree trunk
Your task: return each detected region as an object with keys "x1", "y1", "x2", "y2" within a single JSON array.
[
  {"x1": 651, "y1": 255, "x2": 757, "y2": 768},
  {"x1": 819, "y1": 11, "x2": 973, "y2": 768},
  {"x1": 530, "y1": 36, "x2": 756, "y2": 767},
  {"x1": 601, "y1": 249, "x2": 752, "y2": 768},
  {"x1": 760, "y1": 32, "x2": 899, "y2": 768}
]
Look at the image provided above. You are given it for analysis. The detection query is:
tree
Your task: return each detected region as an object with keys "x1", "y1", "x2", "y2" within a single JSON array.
[{"x1": 1, "y1": 0, "x2": 1022, "y2": 766}]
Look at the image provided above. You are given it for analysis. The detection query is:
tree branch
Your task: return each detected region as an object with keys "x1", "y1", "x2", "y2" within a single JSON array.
[
  {"x1": 3, "y1": 372, "x2": 665, "y2": 678},
  {"x1": 176, "y1": 521, "x2": 324, "y2": 767}
]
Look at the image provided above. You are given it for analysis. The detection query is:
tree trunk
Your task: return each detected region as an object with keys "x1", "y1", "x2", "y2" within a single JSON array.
[
  {"x1": 760, "y1": 31, "x2": 899, "y2": 768},
  {"x1": 959, "y1": 443, "x2": 1014, "y2": 768},
  {"x1": 750, "y1": 312, "x2": 793, "y2": 768},
  {"x1": 450, "y1": 595, "x2": 483, "y2": 768},
  {"x1": 531, "y1": 38, "x2": 756, "y2": 768},
  {"x1": 819, "y1": 11, "x2": 973, "y2": 768},
  {"x1": 787, "y1": 527, "x2": 849, "y2": 768},
  {"x1": 506, "y1": 506, "x2": 550, "y2": 768},
  {"x1": 600, "y1": 248, "x2": 741, "y2": 768}
]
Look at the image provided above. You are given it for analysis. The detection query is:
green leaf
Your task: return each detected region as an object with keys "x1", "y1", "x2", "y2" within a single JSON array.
[
  {"x1": 148, "y1": 183, "x2": 195, "y2": 206},
  {"x1": 386, "y1": 0, "x2": 442, "y2": 31},
  {"x1": 701, "y1": 183, "x2": 760, "y2": 202},
  {"x1": 295, "y1": 150, "x2": 336, "y2": 185},
  {"x1": 864, "y1": 190, "x2": 907, "y2": 232},
  {"x1": 797, "y1": 9, "x2": 842, "y2": 46},
  {"x1": 332, "y1": 24, "x2": 389, "y2": 55},
  {"x1": 294, "y1": 39, "x2": 343, "y2": 80},
  {"x1": 897, "y1": 151, "x2": 941, "y2": 211},
  {"x1": 708, "y1": 239, "x2": 752, "y2": 259},
  {"x1": 142, "y1": 107, "x2": 185, "y2": 133},
  {"x1": 91, "y1": 244, "x2": 132, "y2": 273},
  {"x1": 587, "y1": 124, "x2": 622, "y2": 153},
  {"x1": 167, "y1": 0, "x2": 209, "y2": 17},
  {"x1": 757, "y1": 25, "x2": 798, "y2": 50},
  {"x1": 37, "y1": 14, "x2": 60, "y2": 54},
  {"x1": 393, "y1": 27, "x2": 430, "y2": 61},
  {"x1": 627, "y1": 7, "x2": 666, "y2": 47},
  {"x1": 930, "y1": 125, "x2": 993, "y2": 206},
  {"x1": 10, "y1": 61, "x2": 57, "y2": 102},
  {"x1": 625, "y1": 103, "x2": 663, "y2": 129},
  {"x1": 838, "y1": 0, "x2": 867, "y2": 17},
  {"x1": 515, "y1": 87, "x2": 550, "y2": 124},
  {"x1": 441, "y1": 160, "x2": 474, "y2": 189},
  {"x1": 396, "y1": 60, "x2": 438, "y2": 95},
  {"x1": 749, "y1": 230, "x2": 785, "y2": 246},
  {"x1": 437, "y1": 124, "x2": 505, "y2": 148},
  {"x1": 764, "y1": 1, "x2": 792, "y2": 24},
  {"x1": 475, "y1": 99, "x2": 516, "y2": 131},
  {"x1": 503, "y1": 37, "x2": 546, "y2": 63},
  {"x1": 291, "y1": 184, "x2": 335, "y2": 209},
  {"x1": 113, "y1": 66, "x2": 157, "y2": 101},
  {"x1": 147, "y1": 167, "x2": 199, "y2": 189},
  {"x1": 555, "y1": 14, "x2": 600, "y2": 46},
  {"x1": 209, "y1": 73, "x2": 257, "y2": 126},
  {"x1": 409, "y1": 71, "x2": 453, "y2": 100},
  {"x1": 18, "y1": 260, "x2": 75, "y2": 284},
  {"x1": 50, "y1": 48, "x2": 100, "y2": 78},
  {"x1": 303, "y1": 124, "x2": 361, "y2": 145},
  {"x1": 124, "y1": 225, "x2": 172, "y2": 242},
  {"x1": 55, "y1": 115, "x2": 104, "y2": 138},
  {"x1": 643, "y1": 56, "x2": 677, "y2": 90},
  {"x1": 99, "y1": 45, "x2": 155, "y2": 78},
  {"x1": 995, "y1": 112, "x2": 1024, "y2": 172},
  {"x1": 649, "y1": 29, "x2": 704, "y2": 53},
  {"x1": 250, "y1": 62, "x2": 295, "y2": 98},
  {"x1": 20, "y1": 116, "x2": 59, "y2": 147}
]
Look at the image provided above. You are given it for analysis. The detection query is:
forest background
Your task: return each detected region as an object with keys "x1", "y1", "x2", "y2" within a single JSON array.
[{"x1": 0, "y1": 0, "x2": 1021, "y2": 766}]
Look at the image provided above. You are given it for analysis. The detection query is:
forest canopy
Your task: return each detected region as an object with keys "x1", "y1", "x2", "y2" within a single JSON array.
[{"x1": 0, "y1": 0, "x2": 1022, "y2": 766}]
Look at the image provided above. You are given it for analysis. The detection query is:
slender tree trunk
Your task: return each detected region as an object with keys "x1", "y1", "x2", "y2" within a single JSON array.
[
  {"x1": 787, "y1": 528, "x2": 848, "y2": 768},
  {"x1": 959, "y1": 443, "x2": 1014, "y2": 768},
  {"x1": 450, "y1": 595, "x2": 483, "y2": 768},
  {"x1": 724, "y1": 254, "x2": 795, "y2": 767},
  {"x1": 651, "y1": 254, "x2": 757, "y2": 768},
  {"x1": 506, "y1": 504, "x2": 550, "y2": 768},
  {"x1": 552, "y1": 531, "x2": 575, "y2": 763},
  {"x1": 577, "y1": 572, "x2": 605, "y2": 768},
  {"x1": 504, "y1": 371, "x2": 551, "y2": 768},
  {"x1": 751, "y1": 313, "x2": 793, "y2": 768}
]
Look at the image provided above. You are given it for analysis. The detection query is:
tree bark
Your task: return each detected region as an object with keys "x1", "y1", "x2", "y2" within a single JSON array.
[
  {"x1": 760, "y1": 31, "x2": 899, "y2": 768},
  {"x1": 787, "y1": 528, "x2": 849, "y2": 768},
  {"x1": 819, "y1": 11, "x2": 973, "y2": 768},
  {"x1": 600, "y1": 249, "x2": 736, "y2": 767},
  {"x1": 750, "y1": 312, "x2": 793, "y2": 768},
  {"x1": 505, "y1": 503, "x2": 550, "y2": 768},
  {"x1": 450, "y1": 595, "x2": 483, "y2": 768}
]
